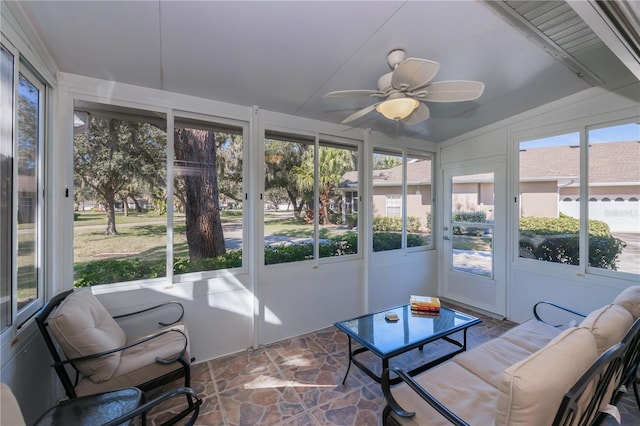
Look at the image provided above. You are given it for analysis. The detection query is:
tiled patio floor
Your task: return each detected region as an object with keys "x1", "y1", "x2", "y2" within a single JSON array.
[{"x1": 149, "y1": 306, "x2": 640, "y2": 425}]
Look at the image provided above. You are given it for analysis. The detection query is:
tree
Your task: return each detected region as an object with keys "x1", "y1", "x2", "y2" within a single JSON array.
[
  {"x1": 174, "y1": 128, "x2": 226, "y2": 260},
  {"x1": 215, "y1": 134, "x2": 243, "y2": 204},
  {"x1": 74, "y1": 116, "x2": 166, "y2": 234},
  {"x1": 373, "y1": 154, "x2": 401, "y2": 170},
  {"x1": 293, "y1": 147, "x2": 354, "y2": 225},
  {"x1": 264, "y1": 140, "x2": 308, "y2": 215}
]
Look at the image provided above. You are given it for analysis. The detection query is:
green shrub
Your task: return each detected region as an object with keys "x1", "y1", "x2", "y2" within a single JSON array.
[
  {"x1": 75, "y1": 250, "x2": 244, "y2": 286},
  {"x1": 373, "y1": 216, "x2": 402, "y2": 232},
  {"x1": 453, "y1": 211, "x2": 487, "y2": 236},
  {"x1": 407, "y1": 233, "x2": 428, "y2": 248},
  {"x1": 372, "y1": 232, "x2": 426, "y2": 251},
  {"x1": 406, "y1": 217, "x2": 421, "y2": 233},
  {"x1": 373, "y1": 216, "x2": 422, "y2": 232},
  {"x1": 74, "y1": 258, "x2": 166, "y2": 287},
  {"x1": 518, "y1": 216, "x2": 623, "y2": 269},
  {"x1": 345, "y1": 214, "x2": 358, "y2": 228}
]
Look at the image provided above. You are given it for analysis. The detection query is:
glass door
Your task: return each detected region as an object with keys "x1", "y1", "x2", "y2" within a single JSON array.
[{"x1": 442, "y1": 162, "x2": 505, "y2": 316}]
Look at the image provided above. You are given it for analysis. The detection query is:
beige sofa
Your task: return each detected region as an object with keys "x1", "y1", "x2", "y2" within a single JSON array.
[{"x1": 383, "y1": 286, "x2": 640, "y2": 426}]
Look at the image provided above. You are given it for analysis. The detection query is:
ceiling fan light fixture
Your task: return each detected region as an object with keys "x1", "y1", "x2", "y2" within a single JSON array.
[{"x1": 376, "y1": 97, "x2": 419, "y2": 120}]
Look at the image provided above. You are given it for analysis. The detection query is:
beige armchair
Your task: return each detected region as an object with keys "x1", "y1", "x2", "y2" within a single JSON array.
[{"x1": 35, "y1": 288, "x2": 194, "y2": 401}]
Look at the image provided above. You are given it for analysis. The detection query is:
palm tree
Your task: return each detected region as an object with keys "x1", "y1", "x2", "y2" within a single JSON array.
[{"x1": 293, "y1": 147, "x2": 354, "y2": 225}]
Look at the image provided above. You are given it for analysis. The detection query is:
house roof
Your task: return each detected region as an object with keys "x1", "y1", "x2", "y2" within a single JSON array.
[
  {"x1": 342, "y1": 159, "x2": 433, "y2": 188},
  {"x1": 342, "y1": 141, "x2": 639, "y2": 187},
  {"x1": 520, "y1": 141, "x2": 640, "y2": 184}
]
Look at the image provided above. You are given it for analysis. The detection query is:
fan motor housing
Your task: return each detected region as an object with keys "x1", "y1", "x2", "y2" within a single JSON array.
[{"x1": 377, "y1": 72, "x2": 393, "y2": 92}]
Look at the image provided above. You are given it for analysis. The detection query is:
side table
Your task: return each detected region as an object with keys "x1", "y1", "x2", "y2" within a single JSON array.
[{"x1": 33, "y1": 387, "x2": 142, "y2": 425}]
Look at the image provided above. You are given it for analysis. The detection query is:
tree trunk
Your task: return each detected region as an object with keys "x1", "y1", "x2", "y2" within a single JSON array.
[
  {"x1": 174, "y1": 128, "x2": 226, "y2": 260},
  {"x1": 320, "y1": 187, "x2": 332, "y2": 226},
  {"x1": 104, "y1": 192, "x2": 118, "y2": 235}
]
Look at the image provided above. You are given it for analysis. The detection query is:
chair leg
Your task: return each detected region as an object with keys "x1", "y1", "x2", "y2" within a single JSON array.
[{"x1": 179, "y1": 356, "x2": 193, "y2": 409}]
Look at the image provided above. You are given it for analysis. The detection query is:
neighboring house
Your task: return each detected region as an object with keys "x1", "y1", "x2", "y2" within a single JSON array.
[
  {"x1": 342, "y1": 158, "x2": 433, "y2": 229},
  {"x1": 520, "y1": 141, "x2": 640, "y2": 232},
  {"x1": 342, "y1": 141, "x2": 639, "y2": 232}
]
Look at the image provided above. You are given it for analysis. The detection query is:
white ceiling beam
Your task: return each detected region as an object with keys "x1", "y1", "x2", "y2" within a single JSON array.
[{"x1": 568, "y1": 0, "x2": 640, "y2": 80}]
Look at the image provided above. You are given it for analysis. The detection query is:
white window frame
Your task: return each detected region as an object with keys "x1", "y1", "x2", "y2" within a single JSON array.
[
  {"x1": 0, "y1": 41, "x2": 47, "y2": 331},
  {"x1": 513, "y1": 116, "x2": 639, "y2": 281}
]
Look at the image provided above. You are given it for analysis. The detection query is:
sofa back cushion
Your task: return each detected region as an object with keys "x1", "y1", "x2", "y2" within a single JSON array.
[
  {"x1": 48, "y1": 289, "x2": 126, "y2": 383},
  {"x1": 495, "y1": 327, "x2": 598, "y2": 426},
  {"x1": 580, "y1": 304, "x2": 634, "y2": 354},
  {"x1": 613, "y1": 286, "x2": 640, "y2": 319}
]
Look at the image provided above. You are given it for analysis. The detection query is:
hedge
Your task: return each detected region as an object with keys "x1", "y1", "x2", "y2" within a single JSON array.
[
  {"x1": 74, "y1": 234, "x2": 359, "y2": 286},
  {"x1": 372, "y1": 216, "x2": 422, "y2": 233},
  {"x1": 519, "y1": 216, "x2": 624, "y2": 269},
  {"x1": 452, "y1": 211, "x2": 487, "y2": 236}
]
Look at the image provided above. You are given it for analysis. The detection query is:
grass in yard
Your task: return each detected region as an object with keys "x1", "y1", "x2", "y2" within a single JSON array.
[
  {"x1": 452, "y1": 235, "x2": 492, "y2": 251},
  {"x1": 73, "y1": 212, "x2": 351, "y2": 279}
]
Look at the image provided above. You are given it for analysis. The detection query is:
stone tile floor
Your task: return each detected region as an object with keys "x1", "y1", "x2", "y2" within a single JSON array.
[{"x1": 149, "y1": 306, "x2": 640, "y2": 425}]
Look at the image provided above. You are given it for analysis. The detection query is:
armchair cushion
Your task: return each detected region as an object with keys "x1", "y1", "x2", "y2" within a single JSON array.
[
  {"x1": 48, "y1": 289, "x2": 126, "y2": 383},
  {"x1": 0, "y1": 383, "x2": 26, "y2": 426},
  {"x1": 613, "y1": 286, "x2": 640, "y2": 319},
  {"x1": 495, "y1": 327, "x2": 598, "y2": 426},
  {"x1": 74, "y1": 323, "x2": 191, "y2": 396},
  {"x1": 580, "y1": 304, "x2": 634, "y2": 354}
]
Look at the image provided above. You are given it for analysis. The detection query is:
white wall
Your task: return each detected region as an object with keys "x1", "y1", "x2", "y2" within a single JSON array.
[{"x1": 369, "y1": 250, "x2": 438, "y2": 312}]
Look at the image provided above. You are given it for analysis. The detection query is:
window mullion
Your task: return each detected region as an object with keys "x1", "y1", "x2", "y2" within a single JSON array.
[
  {"x1": 579, "y1": 129, "x2": 588, "y2": 275},
  {"x1": 166, "y1": 112, "x2": 175, "y2": 285},
  {"x1": 314, "y1": 134, "x2": 319, "y2": 261}
]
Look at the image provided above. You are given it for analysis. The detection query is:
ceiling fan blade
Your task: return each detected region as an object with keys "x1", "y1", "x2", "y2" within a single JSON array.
[
  {"x1": 391, "y1": 58, "x2": 440, "y2": 91},
  {"x1": 423, "y1": 80, "x2": 485, "y2": 102},
  {"x1": 401, "y1": 102, "x2": 430, "y2": 125},
  {"x1": 325, "y1": 89, "x2": 385, "y2": 98},
  {"x1": 341, "y1": 103, "x2": 381, "y2": 124}
]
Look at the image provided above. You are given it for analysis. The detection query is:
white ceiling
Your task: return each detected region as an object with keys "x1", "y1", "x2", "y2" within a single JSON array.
[{"x1": 10, "y1": 1, "x2": 636, "y2": 142}]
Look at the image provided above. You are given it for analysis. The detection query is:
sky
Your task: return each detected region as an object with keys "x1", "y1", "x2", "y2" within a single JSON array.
[{"x1": 521, "y1": 122, "x2": 640, "y2": 148}]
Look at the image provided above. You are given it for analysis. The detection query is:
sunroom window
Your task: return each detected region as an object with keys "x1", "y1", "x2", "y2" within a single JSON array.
[
  {"x1": 518, "y1": 121, "x2": 639, "y2": 276},
  {"x1": 173, "y1": 115, "x2": 245, "y2": 276},
  {"x1": 73, "y1": 102, "x2": 247, "y2": 287},
  {"x1": 587, "y1": 122, "x2": 640, "y2": 275},
  {"x1": 372, "y1": 150, "x2": 433, "y2": 252},
  {"x1": 1, "y1": 44, "x2": 46, "y2": 330},
  {"x1": 518, "y1": 132, "x2": 581, "y2": 266},
  {"x1": 263, "y1": 131, "x2": 360, "y2": 265}
]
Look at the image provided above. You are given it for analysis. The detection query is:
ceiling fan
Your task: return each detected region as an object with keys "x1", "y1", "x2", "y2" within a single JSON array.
[{"x1": 325, "y1": 49, "x2": 485, "y2": 125}]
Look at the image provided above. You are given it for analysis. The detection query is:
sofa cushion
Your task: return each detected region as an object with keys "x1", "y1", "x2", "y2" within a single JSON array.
[
  {"x1": 48, "y1": 289, "x2": 126, "y2": 383},
  {"x1": 580, "y1": 304, "x2": 634, "y2": 354},
  {"x1": 453, "y1": 337, "x2": 534, "y2": 387},
  {"x1": 388, "y1": 362, "x2": 497, "y2": 426},
  {"x1": 497, "y1": 318, "x2": 561, "y2": 353},
  {"x1": 613, "y1": 286, "x2": 640, "y2": 319},
  {"x1": 495, "y1": 327, "x2": 598, "y2": 426}
]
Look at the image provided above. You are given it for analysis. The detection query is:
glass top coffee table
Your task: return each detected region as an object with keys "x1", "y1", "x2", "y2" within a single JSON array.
[{"x1": 334, "y1": 304, "x2": 481, "y2": 384}]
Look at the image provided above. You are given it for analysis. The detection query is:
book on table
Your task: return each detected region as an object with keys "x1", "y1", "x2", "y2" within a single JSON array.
[{"x1": 410, "y1": 295, "x2": 441, "y2": 313}]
